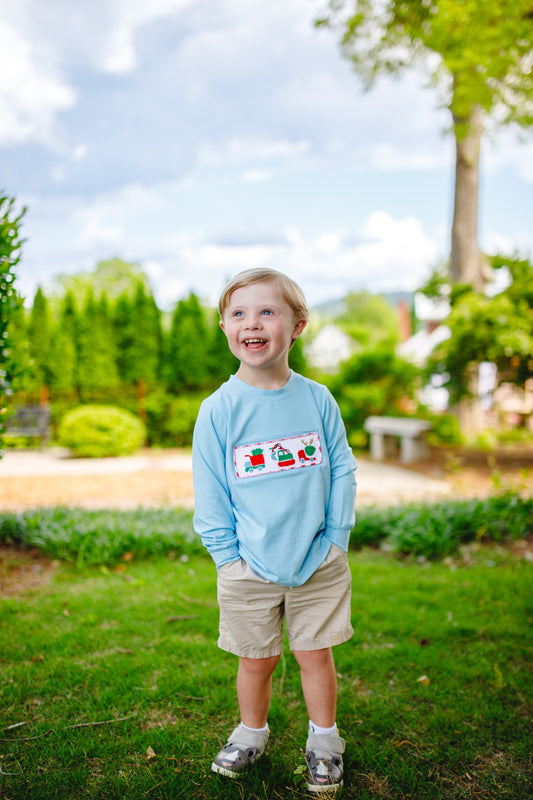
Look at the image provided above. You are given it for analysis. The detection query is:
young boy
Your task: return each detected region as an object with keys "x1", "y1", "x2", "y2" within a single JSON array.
[{"x1": 192, "y1": 268, "x2": 357, "y2": 793}]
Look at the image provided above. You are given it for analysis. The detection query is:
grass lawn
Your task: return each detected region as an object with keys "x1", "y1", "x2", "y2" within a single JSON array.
[{"x1": 1, "y1": 547, "x2": 532, "y2": 799}]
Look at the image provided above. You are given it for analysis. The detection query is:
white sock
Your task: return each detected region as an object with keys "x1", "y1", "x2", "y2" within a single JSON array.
[
  {"x1": 309, "y1": 721, "x2": 338, "y2": 735},
  {"x1": 241, "y1": 722, "x2": 269, "y2": 734}
]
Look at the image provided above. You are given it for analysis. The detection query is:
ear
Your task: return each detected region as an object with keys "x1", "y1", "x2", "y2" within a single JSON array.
[
  {"x1": 292, "y1": 318, "x2": 307, "y2": 340},
  {"x1": 219, "y1": 318, "x2": 227, "y2": 336}
]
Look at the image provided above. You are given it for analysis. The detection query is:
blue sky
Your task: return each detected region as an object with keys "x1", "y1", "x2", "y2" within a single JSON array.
[{"x1": 1, "y1": 0, "x2": 532, "y2": 310}]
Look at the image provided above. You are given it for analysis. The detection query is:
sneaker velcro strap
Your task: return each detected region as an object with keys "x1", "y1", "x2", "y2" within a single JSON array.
[
  {"x1": 226, "y1": 725, "x2": 269, "y2": 751},
  {"x1": 305, "y1": 732, "x2": 346, "y2": 758}
]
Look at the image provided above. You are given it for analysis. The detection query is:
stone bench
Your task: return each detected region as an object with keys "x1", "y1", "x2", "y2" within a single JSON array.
[{"x1": 364, "y1": 416, "x2": 431, "y2": 465}]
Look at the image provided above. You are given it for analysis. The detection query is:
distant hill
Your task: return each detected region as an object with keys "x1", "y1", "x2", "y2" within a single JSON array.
[
  {"x1": 381, "y1": 291, "x2": 414, "y2": 309},
  {"x1": 311, "y1": 290, "x2": 413, "y2": 318}
]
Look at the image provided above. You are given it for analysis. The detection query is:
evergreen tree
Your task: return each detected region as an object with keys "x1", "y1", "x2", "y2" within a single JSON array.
[
  {"x1": 113, "y1": 284, "x2": 162, "y2": 387},
  {"x1": 77, "y1": 289, "x2": 119, "y2": 398},
  {"x1": 5, "y1": 302, "x2": 31, "y2": 393},
  {"x1": 113, "y1": 293, "x2": 136, "y2": 384},
  {"x1": 208, "y1": 311, "x2": 239, "y2": 385},
  {"x1": 130, "y1": 284, "x2": 162, "y2": 386},
  {"x1": 28, "y1": 287, "x2": 51, "y2": 389},
  {"x1": 167, "y1": 293, "x2": 210, "y2": 391},
  {"x1": 49, "y1": 291, "x2": 78, "y2": 396},
  {"x1": 0, "y1": 195, "x2": 25, "y2": 445}
]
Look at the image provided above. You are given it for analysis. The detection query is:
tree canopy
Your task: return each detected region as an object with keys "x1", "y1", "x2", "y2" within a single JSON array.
[
  {"x1": 317, "y1": 0, "x2": 533, "y2": 289},
  {"x1": 335, "y1": 290, "x2": 400, "y2": 346},
  {"x1": 51, "y1": 258, "x2": 152, "y2": 306},
  {"x1": 424, "y1": 254, "x2": 533, "y2": 403}
]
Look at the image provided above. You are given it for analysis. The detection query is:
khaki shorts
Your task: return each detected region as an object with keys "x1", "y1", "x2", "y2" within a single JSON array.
[{"x1": 216, "y1": 543, "x2": 353, "y2": 659}]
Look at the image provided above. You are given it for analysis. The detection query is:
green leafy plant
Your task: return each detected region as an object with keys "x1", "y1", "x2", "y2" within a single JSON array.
[
  {"x1": 145, "y1": 391, "x2": 204, "y2": 447},
  {"x1": 0, "y1": 195, "x2": 26, "y2": 453},
  {"x1": 329, "y1": 345, "x2": 421, "y2": 442},
  {"x1": 1, "y1": 492, "x2": 530, "y2": 567},
  {"x1": 58, "y1": 404, "x2": 146, "y2": 457},
  {"x1": 351, "y1": 491, "x2": 533, "y2": 559},
  {"x1": 0, "y1": 506, "x2": 198, "y2": 567}
]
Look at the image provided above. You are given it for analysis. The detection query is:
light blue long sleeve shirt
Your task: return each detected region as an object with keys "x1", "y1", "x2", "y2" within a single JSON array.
[{"x1": 192, "y1": 371, "x2": 357, "y2": 587}]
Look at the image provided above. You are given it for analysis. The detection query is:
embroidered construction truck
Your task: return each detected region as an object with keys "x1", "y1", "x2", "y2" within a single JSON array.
[{"x1": 234, "y1": 433, "x2": 322, "y2": 479}]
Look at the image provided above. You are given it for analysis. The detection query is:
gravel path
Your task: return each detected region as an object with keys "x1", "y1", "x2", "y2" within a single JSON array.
[{"x1": 0, "y1": 448, "x2": 451, "y2": 511}]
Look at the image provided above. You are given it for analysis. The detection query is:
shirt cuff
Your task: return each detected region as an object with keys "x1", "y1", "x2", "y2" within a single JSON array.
[{"x1": 324, "y1": 527, "x2": 351, "y2": 552}]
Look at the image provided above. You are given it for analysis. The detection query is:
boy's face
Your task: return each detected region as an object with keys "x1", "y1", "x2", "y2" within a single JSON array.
[{"x1": 220, "y1": 280, "x2": 306, "y2": 381}]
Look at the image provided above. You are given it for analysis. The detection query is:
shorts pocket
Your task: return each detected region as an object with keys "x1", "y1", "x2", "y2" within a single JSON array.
[
  {"x1": 218, "y1": 558, "x2": 242, "y2": 574},
  {"x1": 326, "y1": 542, "x2": 346, "y2": 563}
]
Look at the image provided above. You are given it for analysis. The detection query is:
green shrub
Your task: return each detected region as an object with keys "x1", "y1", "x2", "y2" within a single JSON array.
[
  {"x1": 1, "y1": 492, "x2": 530, "y2": 567},
  {"x1": 0, "y1": 507, "x2": 200, "y2": 567},
  {"x1": 145, "y1": 391, "x2": 204, "y2": 447},
  {"x1": 425, "y1": 412, "x2": 464, "y2": 446},
  {"x1": 329, "y1": 345, "x2": 422, "y2": 444},
  {"x1": 58, "y1": 404, "x2": 146, "y2": 457},
  {"x1": 351, "y1": 491, "x2": 533, "y2": 559},
  {"x1": 497, "y1": 427, "x2": 533, "y2": 444}
]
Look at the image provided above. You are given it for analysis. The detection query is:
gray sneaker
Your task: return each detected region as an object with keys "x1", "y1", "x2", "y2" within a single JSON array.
[
  {"x1": 305, "y1": 732, "x2": 345, "y2": 793},
  {"x1": 211, "y1": 724, "x2": 269, "y2": 778}
]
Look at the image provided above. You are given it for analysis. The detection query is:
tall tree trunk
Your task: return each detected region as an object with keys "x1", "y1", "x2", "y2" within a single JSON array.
[{"x1": 450, "y1": 104, "x2": 487, "y2": 291}]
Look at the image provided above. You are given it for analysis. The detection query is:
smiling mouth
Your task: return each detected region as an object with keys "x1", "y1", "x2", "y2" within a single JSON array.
[{"x1": 243, "y1": 338, "x2": 267, "y2": 347}]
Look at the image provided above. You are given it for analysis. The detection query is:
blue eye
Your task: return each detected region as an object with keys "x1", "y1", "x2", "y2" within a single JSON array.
[{"x1": 262, "y1": 309, "x2": 273, "y2": 316}]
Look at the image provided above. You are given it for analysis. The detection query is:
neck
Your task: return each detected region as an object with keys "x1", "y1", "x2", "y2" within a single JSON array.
[{"x1": 236, "y1": 363, "x2": 291, "y2": 390}]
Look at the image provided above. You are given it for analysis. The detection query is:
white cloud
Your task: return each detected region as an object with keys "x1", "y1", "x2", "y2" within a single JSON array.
[
  {"x1": 369, "y1": 142, "x2": 451, "y2": 171},
  {"x1": 240, "y1": 169, "x2": 274, "y2": 183},
  {"x1": 0, "y1": 20, "x2": 76, "y2": 147},
  {"x1": 102, "y1": 27, "x2": 137, "y2": 75},
  {"x1": 101, "y1": 0, "x2": 194, "y2": 74},
  {"x1": 130, "y1": 211, "x2": 442, "y2": 309},
  {"x1": 76, "y1": 220, "x2": 125, "y2": 250},
  {"x1": 72, "y1": 143, "x2": 88, "y2": 161},
  {"x1": 484, "y1": 134, "x2": 533, "y2": 183},
  {"x1": 199, "y1": 138, "x2": 311, "y2": 167}
]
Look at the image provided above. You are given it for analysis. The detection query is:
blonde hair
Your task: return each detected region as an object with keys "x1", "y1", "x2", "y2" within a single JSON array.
[{"x1": 218, "y1": 268, "x2": 309, "y2": 322}]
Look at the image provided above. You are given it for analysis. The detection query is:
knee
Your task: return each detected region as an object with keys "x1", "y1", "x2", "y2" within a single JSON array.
[
  {"x1": 239, "y1": 655, "x2": 280, "y2": 679},
  {"x1": 293, "y1": 647, "x2": 333, "y2": 672}
]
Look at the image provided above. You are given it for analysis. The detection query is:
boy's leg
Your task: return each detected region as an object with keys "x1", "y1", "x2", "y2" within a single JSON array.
[
  {"x1": 211, "y1": 655, "x2": 279, "y2": 778},
  {"x1": 214, "y1": 560, "x2": 286, "y2": 778},
  {"x1": 237, "y1": 655, "x2": 280, "y2": 728},
  {"x1": 285, "y1": 547, "x2": 353, "y2": 792},
  {"x1": 293, "y1": 647, "x2": 345, "y2": 793},
  {"x1": 292, "y1": 647, "x2": 336, "y2": 728}
]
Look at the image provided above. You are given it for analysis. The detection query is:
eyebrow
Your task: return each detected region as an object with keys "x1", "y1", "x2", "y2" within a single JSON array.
[{"x1": 228, "y1": 302, "x2": 281, "y2": 311}]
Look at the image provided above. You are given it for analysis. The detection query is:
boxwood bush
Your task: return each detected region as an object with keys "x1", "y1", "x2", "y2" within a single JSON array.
[{"x1": 58, "y1": 405, "x2": 146, "y2": 457}]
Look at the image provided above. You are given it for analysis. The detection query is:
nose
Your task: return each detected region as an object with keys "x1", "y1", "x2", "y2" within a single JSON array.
[{"x1": 245, "y1": 312, "x2": 262, "y2": 329}]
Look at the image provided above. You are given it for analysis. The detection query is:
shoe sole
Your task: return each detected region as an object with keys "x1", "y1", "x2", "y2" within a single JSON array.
[
  {"x1": 211, "y1": 762, "x2": 241, "y2": 778},
  {"x1": 306, "y1": 779, "x2": 343, "y2": 794},
  {"x1": 211, "y1": 751, "x2": 263, "y2": 779}
]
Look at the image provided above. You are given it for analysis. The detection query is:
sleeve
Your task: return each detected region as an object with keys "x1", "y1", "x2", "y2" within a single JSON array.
[
  {"x1": 321, "y1": 388, "x2": 357, "y2": 551},
  {"x1": 192, "y1": 400, "x2": 240, "y2": 568}
]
